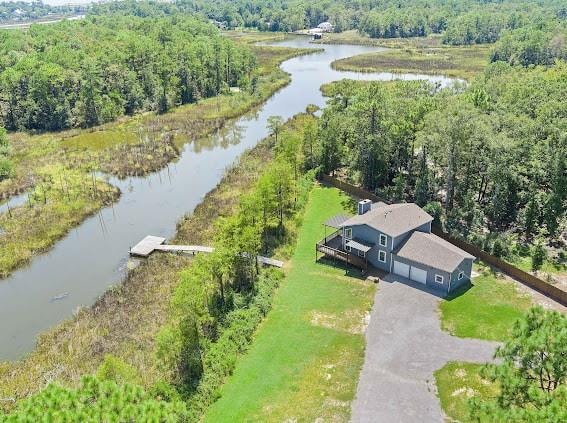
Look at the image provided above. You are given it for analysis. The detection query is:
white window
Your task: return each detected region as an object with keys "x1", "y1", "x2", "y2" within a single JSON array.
[
  {"x1": 435, "y1": 274, "x2": 444, "y2": 284},
  {"x1": 379, "y1": 234, "x2": 387, "y2": 247},
  {"x1": 378, "y1": 250, "x2": 387, "y2": 263},
  {"x1": 345, "y1": 245, "x2": 351, "y2": 252},
  {"x1": 344, "y1": 228, "x2": 352, "y2": 239},
  {"x1": 458, "y1": 271, "x2": 464, "y2": 280}
]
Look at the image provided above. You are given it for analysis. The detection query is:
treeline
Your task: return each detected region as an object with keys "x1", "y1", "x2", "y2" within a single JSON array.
[
  {"x1": 0, "y1": 127, "x2": 12, "y2": 181},
  {"x1": 0, "y1": 13, "x2": 255, "y2": 131},
  {"x1": 315, "y1": 61, "x2": 566, "y2": 256},
  {"x1": 135, "y1": 0, "x2": 567, "y2": 46},
  {"x1": 156, "y1": 114, "x2": 317, "y2": 419},
  {"x1": 491, "y1": 24, "x2": 567, "y2": 66}
]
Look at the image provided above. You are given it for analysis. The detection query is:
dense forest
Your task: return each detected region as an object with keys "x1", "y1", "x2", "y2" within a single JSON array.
[
  {"x1": 88, "y1": 0, "x2": 567, "y2": 66},
  {"x1": 0, "y1": 13, "x2": 255, "y2": 131},
  {"x1": 314, "y1": 60, "x2": 566, "y2": 261},
  {"x1": 168, "y1": 0, "x2": 566, "y2": 44}
]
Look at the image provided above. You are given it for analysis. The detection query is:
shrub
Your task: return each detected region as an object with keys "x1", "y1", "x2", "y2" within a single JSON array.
[{"x1": 1, "y1": 376, "x2": 188, "y2": 422}]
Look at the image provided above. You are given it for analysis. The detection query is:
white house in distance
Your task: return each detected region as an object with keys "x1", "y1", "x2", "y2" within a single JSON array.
[{"x1": 317, "y1": 21, "x2": 334, "y2": 32}]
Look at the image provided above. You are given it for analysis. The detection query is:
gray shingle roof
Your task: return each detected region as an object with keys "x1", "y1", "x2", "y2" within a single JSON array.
[
  {"x1": 324, "y1": 214, "x2": 351, "y2": 229},
  {"x1": 339, "y1": 203, "x2": 433, "y2": 238},
  {"x1": 395, "y1": 232, "x2": 475, "y2": 273}
]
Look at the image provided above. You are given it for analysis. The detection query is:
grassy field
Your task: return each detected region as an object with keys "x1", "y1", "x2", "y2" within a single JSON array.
[
  {"x1": 0, "y1": 38, "x2": 315, "y2": 278},
  {"x1": 440, "y1": 262, "x2": 532, "y2": 342},
  {"x1": 434, "y1": 361, "x2": 498, "y2": 423},
  {"x1": 204, "y1": 186, "x2": 375, "y2": 422}
]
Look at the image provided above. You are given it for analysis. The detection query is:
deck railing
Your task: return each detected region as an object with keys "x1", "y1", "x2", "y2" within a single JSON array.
[{"x1": 316, "y1": 239, "x2": 368, "y2": 270}]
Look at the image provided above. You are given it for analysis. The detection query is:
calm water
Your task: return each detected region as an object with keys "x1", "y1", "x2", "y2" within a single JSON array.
[{"x1": 0, "y1": 37, "x2": 459, "y2": 360}]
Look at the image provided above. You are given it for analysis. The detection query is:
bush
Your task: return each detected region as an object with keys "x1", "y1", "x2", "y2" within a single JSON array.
[
  {"x1": 423, "y1": 201, "x2": 443, "y2": 225},
  {"x1": 96, "y1": 354, "x2": 142, "y2": 385},
  {"x1": 1, "y1": 376, "x2": 188, "y2": 422},
  {"x1": 186, "y1": 270, "x2": 282, "y2": 419}
]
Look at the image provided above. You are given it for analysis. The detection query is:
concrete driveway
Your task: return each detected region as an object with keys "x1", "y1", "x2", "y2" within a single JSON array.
[{"x1": 351, "y1": 275, "x2": 498, "y2": 423}]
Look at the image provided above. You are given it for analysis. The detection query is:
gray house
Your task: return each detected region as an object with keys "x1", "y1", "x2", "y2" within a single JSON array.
[{"x1": 317, "y1": 200, "x2": 475, "y2": 293}]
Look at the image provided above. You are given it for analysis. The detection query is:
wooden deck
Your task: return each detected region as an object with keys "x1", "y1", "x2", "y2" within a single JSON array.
[
  {"x1": 130, "y1": 236, "x2": 284, "y2": 268},
  {"x1": 129, "y1": 236, "x2": 166, "y2": 257},
  {"x1": 316, "y1": 232, "x2": 368, "y2": 270}
]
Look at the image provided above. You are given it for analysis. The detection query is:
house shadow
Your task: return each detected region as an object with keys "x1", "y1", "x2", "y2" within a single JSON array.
[
  {"x1": 443, "y1": 280, "x2": 473, "y2": 301},
  {"x1": 379, "y1": 273, "x2": 472, "y2": 300},
  {"x1": 315, "y1": 256, "x2": 367, "y2": 280}
]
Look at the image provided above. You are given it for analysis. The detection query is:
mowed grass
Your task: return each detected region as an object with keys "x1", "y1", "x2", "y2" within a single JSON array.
[
  {"x1": 440, "y1": 262, "x2": 532, "y2": 341},
  {"x1": 434, "y1": 361, "x2": 498, "y2": 423},
  {"x1": 204, "y1": 186, "x2": 376, "y2": 422}
]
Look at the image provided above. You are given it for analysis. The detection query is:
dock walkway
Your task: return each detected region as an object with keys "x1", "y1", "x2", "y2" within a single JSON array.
[{"x1": 130, "y1": 235, "x2": 284, "y2": 268}]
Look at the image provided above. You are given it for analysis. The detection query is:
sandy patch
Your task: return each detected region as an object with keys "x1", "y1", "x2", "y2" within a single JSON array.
[
  {"x1": 310, "y1": 310, "x2": 370, "y2": 334},
  {"x1": 454, "y1": 368, "x2": 467, "y2": 378},
  {"x1": 451, "y1": 387, "x2": 476, "y2": 398}
]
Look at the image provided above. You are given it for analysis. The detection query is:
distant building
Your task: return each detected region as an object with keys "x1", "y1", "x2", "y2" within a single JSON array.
[
  {"x1": 210, "y1": 20, "x2": 227, "y2": 30},
  {"x1": 317, "y1": 21, "x2": 333, "y2": 32}
]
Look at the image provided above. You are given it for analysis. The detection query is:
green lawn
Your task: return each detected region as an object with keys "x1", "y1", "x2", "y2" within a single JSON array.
[
  {"x1": 203, "y1": 186, "x2": 376, "y2": 422},
  {"x1": 434, "y1": 362, "x2": 498, "y2": 423},
  {"x1": 439, "y1": 262, "x2": 532, "y2": 341},
  {"x1": 509, "y1": 254, "x2": 566, "y2": 275}
]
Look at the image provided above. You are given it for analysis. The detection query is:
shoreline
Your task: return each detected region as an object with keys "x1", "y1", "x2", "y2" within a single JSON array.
[{"x1": 0, "y1": 44, "x2": 317, "y2": 280}]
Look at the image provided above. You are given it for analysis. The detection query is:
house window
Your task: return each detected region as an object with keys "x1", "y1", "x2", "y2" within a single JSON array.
[
  {"x1": 345, "y1": 245, "x2": 351, "y2": 252},
  {"x1": 344, "y1": 228, "x2": 352, "y2": 239},
  {"x1": 378, "y1": 250, "x2": 387, "y2": 263},
  {"x1": 379, "y1": 234, "x2": 387, "y2": 247},
  {"x1": 458, "y1": 271, "x2": 464, "y2": 280},
  {"x1": 435, "y1": 274, "x2": 444, "y2": 284},
  {"x1": 358, "y1": 250, "x2": 365, "y2": 257}
]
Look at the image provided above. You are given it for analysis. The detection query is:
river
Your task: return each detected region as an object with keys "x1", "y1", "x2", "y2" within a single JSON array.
[{"x1": 0, "y1": 36, "x2": 459, "y2": 360}]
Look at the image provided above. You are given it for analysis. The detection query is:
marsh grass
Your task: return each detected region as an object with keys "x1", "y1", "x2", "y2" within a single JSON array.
[
  {"x1": 0, "y1": 165, "x2": 119, "y2": 278},
  {"x1": 0, "y1": 115, "x2": 318, "y2": 412},
  {"x1": 0, "y1": 38, "x2": 316, "y2": 280},
  {"x1": 332, "y1": 45, "x2": 490, "y2": 80}
]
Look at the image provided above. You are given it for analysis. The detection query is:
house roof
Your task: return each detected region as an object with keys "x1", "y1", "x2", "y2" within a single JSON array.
[
  {"x1": 339, "y1": 203, "x2": 433, "y2": 238},
  {"x1": 371, "y1": 201, "x2": 388, "y2": 210},
  {"x1": 324, "y1": 214, "x2": 351, "y2": 229},
  {"x1": 394, "y1": 231, "x2": 475, "y2": 273}
]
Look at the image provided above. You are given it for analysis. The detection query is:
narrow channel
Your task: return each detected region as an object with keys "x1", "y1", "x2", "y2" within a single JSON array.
[{"x1": 0, "y1": 36, "x2": 460, "y2": 360}]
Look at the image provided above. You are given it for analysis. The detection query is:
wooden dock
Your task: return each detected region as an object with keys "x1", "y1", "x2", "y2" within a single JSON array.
[{"x1": 130, "y1": 235, "x2": 283, "y2": 268}]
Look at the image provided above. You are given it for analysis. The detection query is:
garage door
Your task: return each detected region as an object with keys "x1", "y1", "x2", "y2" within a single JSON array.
[
  {"x1": 410, "y1": 267, "x2": 427, "y2": 284},
  {"x1": 393, "y1": 261, "x2": 410, "y2": 278}
]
